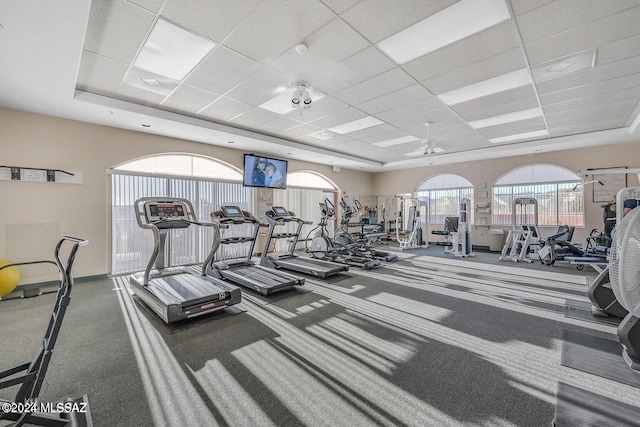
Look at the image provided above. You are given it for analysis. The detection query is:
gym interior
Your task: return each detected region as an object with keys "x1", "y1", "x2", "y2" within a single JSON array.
[{"x1": 2, "y1": 1, "x2": 640, "y2": 426}]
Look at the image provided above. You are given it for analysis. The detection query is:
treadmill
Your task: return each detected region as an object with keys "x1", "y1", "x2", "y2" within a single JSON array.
[
  {"x1": 129, "y1": 197, "x2": 241, "y2": 323},
  {"x1": 209, "y1": 206, "x2": 304, "y2": 295},
  {"x1": 261, "y1": 206, "x2": 349, "y2": 278}
]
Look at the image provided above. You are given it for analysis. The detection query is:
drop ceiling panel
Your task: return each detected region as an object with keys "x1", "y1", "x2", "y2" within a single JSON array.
[
  {"x1": 421, "y1": 48, "x2": 527, "y2": 95},
  {"x1": 199, "y1": 96, "x2": 253, "y2": 122},
  {"x1": 224, "y1": 68, "x2": 291, "y2": 106},
  {"x1": 545, "y1": 99, "x2": 637, "y2": 122},
  {"x1": 542, "y1": 87, "x2": 640, "y2": 114},
  {"x1": 363, "y1": 128, "x2": 412, "y2": 144},
  {"x1": 320, "y1": 0, "x2": 359, "y2": 14},
  {"x1": 266, "y1": 18, "x2": 370, "y2": 78},
  {"x1": 311, "y1": 46, "x2": 396, "y2": 95},
  {"x1": 477, "y1": 117, "x2": 546, "y2": 139},
  {"x1": 332, "y1": 68, "x2": 415, "y2": 105},
  {"x1": 162, "y1": 0, "x2": 260, "y2": 42},
  {"x1": 186, "y1": 47, "x2": 263, "y2": 95},
  {"x1": 340, "y1": 0, "x2": 457, "y2": 44},
  {"x1": 228, "y1": 107, "x2": 281, "y2": 128},
  {"x1": 460, "y1": 97, "x2": 540, "y2": 122},
  {"x1": 539, "y1": 73, "x2": 640, "y2": 106},
  {"x1": 115, "y1": 83, "x2": 167, "y2": 105},
  {"x1": 402, "y1": 21, "x2": 520, "y2": 83},
  {"x1": 517, "y1": 0, "x2": 639, "y2": 44},
  {"x1": 548, "y1": 106, "x2": 633, "y2": 129},
  {"x1": 356, "y1": 84, "x2": 432, "y2": 115},
  {"x1": 223, "y1": 0, "x2": 335, "y2": 62},
  {"x1": 283, "y1": 123, "x2": 324, "y2": 138},
  {"x1": 83, "y1": 0, "x2": 155, "y2": 64},
  {"x1": 76, "y1": 51, "x2": 129, "y2": 95},
  {"x1": 161, "y1": 84, "x2": 220, "y2": 114},
  {"x1": 596, "y1": 33, "x2": 640, "y2": 66},
  {"x1": 524, "y1": 6, "x2": 640, "y2": 66},
  {"x1": 432, "y1": 124, "x2": 476, "y2": 138},
  {"x1": 373, "y1": 96, "x2": 444, "y2": 122},
  {"x1": 308, "y1": 107, "x2": 367, "y2": 129},
  {"x1": 128, "y1": 0, "x2": 163, "y2": 13},
  {"x1": 345, "y1": 123, "x2": 398, "y2": 141},
  {"x1": 121, "y1": 67, "x2": 179, "y2": 97},
  {"x1": 450, "y1": 85, "x2": 538, "y2": 115},
  {"x1": 509, "y1": 0, "x2": 553, "y2": 16},
  {"x1": 258, "y1": 116, "x2": 304, "y2": 134},
  {"x1": 535, "y1": 55, "x2": 640, "y2": 95}
]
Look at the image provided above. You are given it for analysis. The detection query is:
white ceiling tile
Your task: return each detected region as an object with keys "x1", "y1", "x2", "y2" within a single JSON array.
[
  {"x1": 341, "y1": 0, "x2": 457, "y2": 44},
  {"x1": 347, "y1": 123, "x2": 398, "y2": 141},
  {"x1": 128, "y1": 0, "x2": 163, "y2": 13},
  {"x1": 548, "y1": 106, "x2": 633, "y2": 129},
  {"x1": 596, "y1": 33, "x2": 640, "y2": 66},
  {"x1": 266, "y1": 18, "x2": 370, "y2": 79},
  {"x1": 539, "y1": 72, "x2": 640, "y2": 105},
  {"x1": 186, "y1": 47, "x2": 263, "y2": 95},
  {"x1": 76, "y1": 51, "x2": 129, "y2": 95},
  {"x1": 84, "y1": 0, "x2": 155, "y2": 64},
  {"x1": 282, "y1": 123, "x2": 324, "y2": 138},
  {"x1": 121, "y1": 67, "x2": 180, "y2": 97},
  {"x1": 517, "y1": 0, "x2": 640, "y2": 44},
  {"x1": 545, "y1": 99, "x2": 637, "y2": 122},
  {"x1": 307, "y1": 108, "x2": 368, "y2": 129},
  {"x1": 228, "y1": 107, "x2": 281, "y2": 127},
  {"x1": 524, "y1": 6, "x2": 640, "y2": 65},
  {"x1": 332, "y1": 68, "x2": 415, "y2": 105},
  {"x1": 320, "y1": 0, "x2": 359, "y2": 13},
  {"x1": 199, "y1": 96, "x2": 253, "y2": 121},
  {"x1": 460, "y1": 97, "x2": 540, "y2": 122},
  {"x1": 509, "y1": 0, "x2": 553, "y2": 16},
  {"x1": 402, "y1": 21, "x2": 519, "y2": 82},
  {"x1": 356, "y1": 84, "x2": 432, "y2": 115},
  {"x1": 258, "y1": 117, "x2": 304, "y2": 133},
  {"x1": 536, "y1": 55, "x2": 640, "y2": 95},
  {"x1": 450, "y1": 85, "x2": 538, "y2": 115},
  {"x1": 366, "y1": 129, "x2": 413, "y2": 143},
  {"x1": 421, "y1": 48, "x2": 527, "y2": 95},
  {"x1": 224, "y1": 0, "x2": 335, "y2": 62},
  {"x1": 162, "y1": 84, "x2": 220, "y2": 113},
  {"x1": 224, "y1": 68, "x2": 290, "y2": 106},
  {"x1": 311, "y1": 46, "x2": 396, "y2": 95},
  {"x1": 162, "y1": 0, "x2": 261, "y2": 42},
  {"x1": 477, "y1": 117, "x2": 546, "y2": 139},
  {"x1": 115, "y1": 83, "x2": 167, "y2": 105},
  {"x1": 373, "y1": 96, "x2": 444, "y2": 122},
  {"x1": 542, "y1": 87, "x2": 640, "y2": 113}
]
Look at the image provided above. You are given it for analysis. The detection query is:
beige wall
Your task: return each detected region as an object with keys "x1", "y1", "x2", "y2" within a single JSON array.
[
  {"x1": 0, "y1": 108, "x2": 373, "y2": 283},
  {"x1": 373, "y1": 142, "x2": 640, "y2": 247}
]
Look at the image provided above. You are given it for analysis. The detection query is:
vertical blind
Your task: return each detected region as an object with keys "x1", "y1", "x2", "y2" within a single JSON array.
[{"x1": 110, "y1": 173, "x2": 254, "y2": 275}]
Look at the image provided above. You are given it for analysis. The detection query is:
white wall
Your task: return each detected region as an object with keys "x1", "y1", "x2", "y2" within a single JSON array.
[{"x1": 0, "y1": 108, "x2": 373, "y2": 283}]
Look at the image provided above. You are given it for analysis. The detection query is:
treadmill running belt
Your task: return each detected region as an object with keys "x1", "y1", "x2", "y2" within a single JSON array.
[{"x1": 148, "y1": 274, "x2": 222, "y2": 304}]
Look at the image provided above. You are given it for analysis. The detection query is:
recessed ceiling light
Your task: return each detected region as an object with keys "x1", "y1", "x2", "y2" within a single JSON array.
[
  {"x1": 467, "y1": 107, "x2": 543, "y2": 129},
  {"x1": 141, "y1": 78, "x2": 162, "y2": 87},
  {"x1": 227, "y1": 140, "x2": 234, "y2": 144},
  {"x1": 287, "y1": 152, "x2": 292, "y2": 155},
  {"x1": 311, "y1": 130, "x2": 333, "y2": 140},
  {"x1": 377, "y1": 0, "x2": 511, "y2": 64},
  {"x1": 546, "y1": 62, "x2": 574, "y2": 72},
  {"x1": 438, "y1": 69, "x2": 531, "y2": 105},
  {"x1": 534, "y1": 148, "x2": 542, "y2": 152},
  {"x1": 373, "y1": 135, "x2": 419, "y2": 147},
  {"x1": 329, "y1": 116, "x2": 383, "y2": 134},
  {"x1": 142, "y1": 124, "x2": 151, "y2": 127},
  {"x1": 134, "y1": 19, "x2": 215, "y2": 80},
  {"x1": 489, "y1": 129, "x2": 548, "y2": 143}
]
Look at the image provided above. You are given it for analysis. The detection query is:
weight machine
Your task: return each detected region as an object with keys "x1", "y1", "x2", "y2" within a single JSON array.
[
  {"x1": 394, "y1": 196, "x2": 428, "y2": 251},
  {"x1": 499, "y1": 197, "x2": 540, "y2": 263},
  {"x1": 449, "y1": 198, "x2": 474, "y2": 257}
]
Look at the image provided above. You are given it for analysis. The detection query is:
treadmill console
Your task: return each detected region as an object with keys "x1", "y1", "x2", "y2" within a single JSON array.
[
  {"x1": 220, "y1": 206, "x2": 246, "y2": 218},
  {"x1": 271, "y1": 206, "x2": 290, "y2": 217},
  {"x1": 144, "y1": 201, "x2": 190, "y2": 228}
]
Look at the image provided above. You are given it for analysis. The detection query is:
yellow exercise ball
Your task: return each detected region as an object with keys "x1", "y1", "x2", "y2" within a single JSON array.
[{"x1": 0, "y1": 260, "x2": 20, "y2": 298}]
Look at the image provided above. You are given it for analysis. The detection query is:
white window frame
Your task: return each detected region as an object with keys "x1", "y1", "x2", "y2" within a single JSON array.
[{"x1": 415, "y1": 174, "x2": 474, "y2": 224}]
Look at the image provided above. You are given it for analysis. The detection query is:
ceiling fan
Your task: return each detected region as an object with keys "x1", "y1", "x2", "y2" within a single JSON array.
[{"x1": 259, "y1": 44, "x2": 325, "y2": 115}]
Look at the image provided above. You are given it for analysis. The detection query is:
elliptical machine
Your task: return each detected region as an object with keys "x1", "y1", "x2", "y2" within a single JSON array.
[
  {"x1": 334, "y1": 198, "x2": 397, "y2": 262},
  {"x1": 307, "y1": 199, "x2": 380, "y2": 270}
]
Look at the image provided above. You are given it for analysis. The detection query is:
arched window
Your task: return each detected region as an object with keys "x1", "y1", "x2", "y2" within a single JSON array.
[
  {"x1": 415, "y1": 174, "x2": 474, "y2": 224},
  {"x1": 492, "y1": 164, "x2": 583, "y2": 226},
  {"x1": 272, "y1": 171, "x2": 339, "y2": 247},
  {"x1": 109, "y1": 153, "x2": 252, "y2": 274}
]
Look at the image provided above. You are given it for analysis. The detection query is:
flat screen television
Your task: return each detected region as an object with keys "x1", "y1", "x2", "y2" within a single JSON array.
[
  {"x1": 444, "y1": 216, "x2": 459, "y2": 233},
  {"x1": 243, "y1": 154, "x2": 288, "y2": 189}
]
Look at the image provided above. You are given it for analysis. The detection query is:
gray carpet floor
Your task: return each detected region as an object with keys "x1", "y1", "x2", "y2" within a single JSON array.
[{"x1": 1, "y1": 249, "x2": 638, "y2": 427}]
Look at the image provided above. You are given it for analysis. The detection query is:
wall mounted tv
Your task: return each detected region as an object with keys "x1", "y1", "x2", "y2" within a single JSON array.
[{"x1": 243, "y1": 154, "x2": 288, "y2": 189}]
